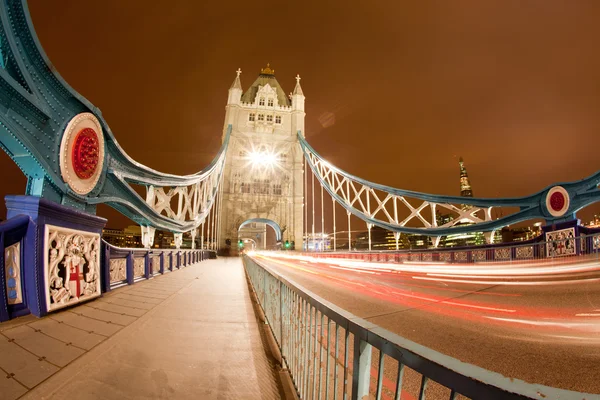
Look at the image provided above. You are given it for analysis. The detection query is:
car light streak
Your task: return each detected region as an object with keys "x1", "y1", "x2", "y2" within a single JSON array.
[{"x1": 412, "y1": 276, "x2": 600, "y2": 286}]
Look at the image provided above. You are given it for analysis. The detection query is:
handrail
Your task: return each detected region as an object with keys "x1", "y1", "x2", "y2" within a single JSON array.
[
  {"x1": 101, "y1": 240, "x2": 216, "y2": 292},
  {"x1": 302, "y1": 233, "x2": 600, "y2": 264},
  {"x1": 243, "y1": 254, "x2": 594, "y2": 400}
]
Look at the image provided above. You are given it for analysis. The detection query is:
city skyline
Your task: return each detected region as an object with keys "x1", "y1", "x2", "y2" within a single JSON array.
[{"x1": 1, "y1": 1, "x2": 600, "y2": 229}]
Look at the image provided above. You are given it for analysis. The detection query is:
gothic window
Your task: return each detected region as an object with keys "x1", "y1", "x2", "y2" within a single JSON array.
[
  {"x1": 248, "y1": 113, "x2": 255, "y2": 122},
  {"x1": 275, "y1": 115, "x2": 281, "y2": 124},
  {"x1": 259, "y1": 98, "x2": 265, "y2": 106},
  {"x1": 273, "y1": 183, "x2": 282, "y2": 195},
  {"x1": 258, "y1": 114, "x2": 264, "y2": 121},
  {"x1": 266, "y1": 115, "x2": 273, "y2": 122},
  {"x1": 268, "y1": 98, "x2": 274, "y2": 107},
  {"x1": 253, "y1": 179, "x2": 260, "y2": 194},
  {"x1": 241, "y1": 183, "x2": 250, "y2": 194}
]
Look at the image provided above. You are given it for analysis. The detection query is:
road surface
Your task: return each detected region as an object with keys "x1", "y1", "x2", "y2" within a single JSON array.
[{"x1": 251, "y1": 252, "x2": 600, "y2": 395}]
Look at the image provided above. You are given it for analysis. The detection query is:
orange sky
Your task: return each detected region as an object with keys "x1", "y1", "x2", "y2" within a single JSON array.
[{"x1": 1, "y1": 1, "x2": 599, "y2": 228}]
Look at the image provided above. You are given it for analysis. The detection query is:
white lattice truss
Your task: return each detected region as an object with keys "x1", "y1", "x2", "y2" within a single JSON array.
[
  {"x1": 139, "y1": 151, "x2": 225, "y2": 231},
  {"x1": 305, "y1": 152, "x2": 495, "y2": 238}
]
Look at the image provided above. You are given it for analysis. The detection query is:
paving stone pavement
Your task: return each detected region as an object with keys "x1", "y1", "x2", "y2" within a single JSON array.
[{"x1": 0, "y1": 257, "x2": 284, "y2": 400}]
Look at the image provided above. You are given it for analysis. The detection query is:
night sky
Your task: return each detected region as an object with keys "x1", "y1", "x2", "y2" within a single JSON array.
[{"x1": 2, "y1": 1, "x2": 600, "y2": 228}]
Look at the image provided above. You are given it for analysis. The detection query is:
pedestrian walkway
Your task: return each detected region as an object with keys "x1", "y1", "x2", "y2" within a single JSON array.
[{"x1": 0, "y1": 257, "x2": 284, "y2": 400}]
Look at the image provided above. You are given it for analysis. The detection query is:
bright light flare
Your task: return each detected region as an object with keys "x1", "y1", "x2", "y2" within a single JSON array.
[{"x1": 248, "y1": 150, "x2": 278, "y2": 168}]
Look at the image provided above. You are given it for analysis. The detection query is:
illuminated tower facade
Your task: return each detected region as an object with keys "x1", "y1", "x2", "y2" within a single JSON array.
[
  {"x1": 459, "y1": 156, "x2": 473, "y2": 198},
  {"x1": 219, "y1": 65, "x2": 305, "y2": 251}
]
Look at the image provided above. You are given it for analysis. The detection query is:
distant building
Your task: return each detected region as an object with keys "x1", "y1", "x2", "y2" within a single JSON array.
[
  {"x1": 303, "y1": 233, "x2": 331, "y2": 251},
  {"x1": 102, "y1": 227, "x2": 200, "y2": 249},
  {"x1": 458, "y1": 156, "x2": 473, "y2": 198},
  {"x1": 102, "y1": 226, "x2": 143, "y2": 248},
  {"x1": 500, "y1": 226, "x2": 538, "y2": 242},
  {"x1": 102, "y1": 228, "x2": 128, "y2": 247},
  {"x1": 584, "y1": 214, "x2": 600, "y2": 228},
  {"x1": 434, "y1": 157, "x2": 485, "y2": 247},
  {"x1": 354, "y1": 226, "x2": 430, "y2": 250}
]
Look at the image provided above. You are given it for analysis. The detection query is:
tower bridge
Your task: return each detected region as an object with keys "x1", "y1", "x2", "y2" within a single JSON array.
[{"x1": 1, "y1": 1, "x2": 600, "y2": 399}]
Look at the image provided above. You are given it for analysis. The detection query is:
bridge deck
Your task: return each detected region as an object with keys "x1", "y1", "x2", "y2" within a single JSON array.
[{"x1": 0, "y1": 258, "x2": 283, "y2": 400}]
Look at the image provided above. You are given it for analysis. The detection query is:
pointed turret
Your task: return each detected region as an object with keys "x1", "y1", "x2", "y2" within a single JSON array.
[
  {"x1": 458, "y1": 156, "x2": 473, "y2": 197},
  {"x1": 291, "y1": 74, "x2": 305, "y2": 136},
  {"x1": 227, "y1": 68, "x2": 243, "y2": 105},
  {"x1": 293, "y1": 74, "x2": 304, "y2": 96}
]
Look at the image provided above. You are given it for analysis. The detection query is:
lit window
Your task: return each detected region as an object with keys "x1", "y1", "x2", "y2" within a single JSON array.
[
  {"x1": 248, "y1": 113, "x2": 255, "y2": 122},
  {"x1": 266, "y1": 115, "x2": 273, "y2": 122},
  {"x1": 268, "y1": 98, "x2": 274, "y2": 107},
  {"x1": 275, "y1": 115, "x2": 281, "y2": 124},
  {"x1": 259, "y1": 98, "x2": 265, "y2": 106},
  {"x1": 258, "y1": 114, "x2": 264, "y2": 121}
]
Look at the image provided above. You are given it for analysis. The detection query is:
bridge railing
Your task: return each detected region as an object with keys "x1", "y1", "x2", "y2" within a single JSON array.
[
  {"x1": 0, "y1": 214, "x2": 35, "y2": 322},
  {"x1": 101, "y1": 240, "x2": 216, "y2": 291},
  {"x1": 301, "y1": 233, "x2": 600, "y2": 265},
  {"x1": 243, "y1": 254, "x2": 593, "y2": 400}
]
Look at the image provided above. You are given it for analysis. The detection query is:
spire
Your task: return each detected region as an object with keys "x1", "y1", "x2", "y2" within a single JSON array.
[
  {"x1": 230, "y1": 68, "x2": 242, "y2": 90},
  {"x1": 293, "y1": 74, "x2": 304, "y2": 96},
  {"x1": 458, "y1": 156, "x2": 473, "y2": 197}
]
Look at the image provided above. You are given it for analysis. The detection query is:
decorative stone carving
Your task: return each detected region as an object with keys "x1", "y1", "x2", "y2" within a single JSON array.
[
  {"x1": 439, "y1": 252, "x2": 451, "y2": 262},
  {"x1": 545, "y1": 227, "x2": 576, "y2": 257},
  {"x1": 494, "y1": 248, "x2": 511, "y2": 260},
  {"x1": 454, "y1": 251, "x2": 467, "y2": 262},
  {"x1": 5, "y1": 242, "x2": 22, "y2": 305},
  {"x1": 409, "y1": 253, "x2": 420, "y2": 261},
  {"x1": 59, "y1": 113, "x2": 105, "y2": 195},
  {"x1": 109, "y1": 259, "x2": 127, "y2": 283},
  {"x1": 545, "y1": 186, "x2": 570, "y2": 218},
  {"x1": 422, "y1": 253, "x2": 433, "y2": 262},
  {"x1": 133, "y1": 258, "x2": 145, "y2": 278},
  {"x1": 515, "y1": 246, "x2": 534, "y2": 259},
  {"x1": 151, "y1": 256, "x2": 160, "y2": 274},
  {"x1": 44, "y1": 225, "x2": 101, "y2": 312},
  {"x1": 472, "y1": 250, "x2": 486, "y2": 262}
]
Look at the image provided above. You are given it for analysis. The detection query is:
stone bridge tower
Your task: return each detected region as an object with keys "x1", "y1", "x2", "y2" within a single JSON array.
[{"x1": 219, "y1": 65, "x2": 305, "y2": 251}]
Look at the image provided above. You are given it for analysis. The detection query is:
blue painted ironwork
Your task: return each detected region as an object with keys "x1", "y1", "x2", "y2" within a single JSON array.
[
  {"x1": 244, "y1": 254, "x2": 595, "y2": 400},
  {"x1": 239, "y1": 218, "x2": 282, "y2": 242},
  {"x1": 0, "y1": 213, "x2": 34, "y2": 322},
  {"x1": 101, "y1": 240, "x2": 214, "y2": 292},
  {"x1": 0, "y1": 0, "x2": 227, "y2": 234},
  {"x1": 299, "y1": 132, "x2": 600, "y2": 237}
]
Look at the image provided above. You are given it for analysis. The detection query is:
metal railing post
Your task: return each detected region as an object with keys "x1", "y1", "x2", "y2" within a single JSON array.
[
  {"x1": 279, "y1": 279, "x2": 284, "y2": 354},
  {"x1": 352, "y1": 338, "x2": 372, "y2": 400}
]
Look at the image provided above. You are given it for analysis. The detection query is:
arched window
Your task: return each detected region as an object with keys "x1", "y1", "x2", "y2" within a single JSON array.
[
  {"x1": 259, "y1": 97, "x2": 265, "y2": 106},
  {"x1": 268, "y1": 98, "x2": 274, "y2": 107}
]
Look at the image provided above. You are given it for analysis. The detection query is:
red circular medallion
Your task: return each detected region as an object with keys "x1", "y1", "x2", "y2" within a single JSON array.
[
  {"x1": 71, "y1": 128, "x2": 100, "y2": 179},
  {"x1": 549, "y1": 191, "x2": 565, "y2": 212}
]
